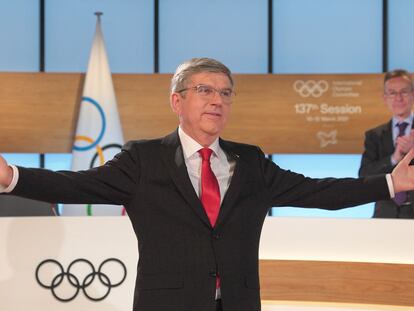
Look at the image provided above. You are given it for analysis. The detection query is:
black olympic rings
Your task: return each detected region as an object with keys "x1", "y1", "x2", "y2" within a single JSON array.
[{"x1": 35, "y1": 258, "x2": 127, "y2": 302}]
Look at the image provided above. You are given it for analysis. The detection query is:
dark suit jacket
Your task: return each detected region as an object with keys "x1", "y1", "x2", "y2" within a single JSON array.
[
  {"x1": 359, "y1": 120, "x2": 414, "y2": 218},
  {"x1": 11, "y1": 131, "x2": 389, "y2": 311}
]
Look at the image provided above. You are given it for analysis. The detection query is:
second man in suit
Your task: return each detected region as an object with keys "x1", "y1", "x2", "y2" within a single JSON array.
[{"x1": 359, "y1": 69, "x2": 414, "y2": 218}]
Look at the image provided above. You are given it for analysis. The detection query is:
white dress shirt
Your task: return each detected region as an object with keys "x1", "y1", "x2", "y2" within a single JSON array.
[
  {"x1": 0, "y1": 165, "x2": 18, "y2": 193},
  {"x1": 178, "y1": 127, "x2": 235, "y2": 204}
]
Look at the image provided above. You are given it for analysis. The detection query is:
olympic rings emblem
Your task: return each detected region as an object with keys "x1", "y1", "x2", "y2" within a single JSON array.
[
  {"x1": 73, "y1": 96, "x2": 107, "y2": 151},
  {"x1": 293, "y1": 80, "x2": 329, "y2": 97},
  {"x1": 35, "y1": 258, "x2": 127, "y2": 302},
  {"x1": 70, "y1": 94, "x2": 124, "y2": 215},
  {"x1": 89, "y1": 143, "x2": 122, "y2": 168}
]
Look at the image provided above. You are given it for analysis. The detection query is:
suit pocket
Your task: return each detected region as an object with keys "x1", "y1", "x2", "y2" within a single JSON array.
[
  {"x1": 137, "y1": 273, "x2": 183, "y2": 290},
  {"x1": 244, "y1": 273, "x2": 260, "y2": 289}
]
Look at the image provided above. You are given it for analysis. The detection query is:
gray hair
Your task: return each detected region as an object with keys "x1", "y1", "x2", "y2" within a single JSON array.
[
  {"x1": 170, "y1": 57, "x2": 233, "y2": 93},
  {"x1": 384, "y1": 69, "x2": 413, "y2": 87}
]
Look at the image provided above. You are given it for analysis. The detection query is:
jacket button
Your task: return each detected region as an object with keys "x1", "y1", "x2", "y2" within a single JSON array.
[
  {"x1": 212, "y1": 233, "x2": 220, "y2": 240},
  {"x1": 209, "y1": 271, "x2": 217, "y2": 277}
]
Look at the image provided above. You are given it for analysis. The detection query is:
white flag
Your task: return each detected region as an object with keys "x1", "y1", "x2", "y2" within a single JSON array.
[{"x1": 63, "y1": 14, "x2": 125, "y2": 216}]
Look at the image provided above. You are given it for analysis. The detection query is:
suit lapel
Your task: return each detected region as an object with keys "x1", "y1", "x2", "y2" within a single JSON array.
[
  {"x1": 160, "y1": 132, "x2": 248, "y2": 229},
  {"x1": 161, "y1": 131, "x2": 212, "y2": 228},
  {"x1": 382, "y1": 120, "x2": 394, "y2": 155},
  {"x1": 214, "y1": 139, "x2": 246, "y2": 228}
]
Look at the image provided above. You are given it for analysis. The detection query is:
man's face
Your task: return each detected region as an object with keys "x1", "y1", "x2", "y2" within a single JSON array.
[
  {"x1": 170, "y1": 72, "x2": 233, "y2": 145},
  {"x1": 384, "y1": 76, "x2": 414, "y2": 120}
]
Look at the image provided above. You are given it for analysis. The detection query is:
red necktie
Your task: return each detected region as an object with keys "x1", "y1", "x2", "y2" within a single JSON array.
[
  {"x1": 199, "y1": 148, "x2": 221, "y2": 227},
  {"x1": 199, "y1": 148, "x2": 221, "y2": 291}
]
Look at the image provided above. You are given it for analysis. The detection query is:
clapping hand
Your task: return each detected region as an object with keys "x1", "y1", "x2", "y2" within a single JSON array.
[{"x1": 393, "y1": 130, "x2": 414, "y2": 163}]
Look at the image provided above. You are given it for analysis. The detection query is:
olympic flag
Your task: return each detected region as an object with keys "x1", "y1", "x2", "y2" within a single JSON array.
[{"x1": 62, "y1": 13, "x2": 125, "y2": 216}]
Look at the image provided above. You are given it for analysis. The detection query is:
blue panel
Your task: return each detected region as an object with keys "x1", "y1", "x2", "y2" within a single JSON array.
[
  {"x1": 44, "y1": 154, "x2": 72, "y2": 171},
  {"x1": 271, "y1": 154, "x2": 374, "y2": 218},
  {"x1": 0, "y1": 0, "x2": 39, "y2": 71},
  {"x1": 3, "y1": 154, "x2": 40, "y2": 168},
  {"x1": 159, "y1": 0, "x2": 268, "y2": 73},
  {"x1": 45, "y1": 0, "x2": 153, "y2": 73},
  {"x1": 273, "y1": 0, "x2": 382, "y2": 73},
  {"x1": 388, "y1": 0, "x2": 414, "y2": 70}
]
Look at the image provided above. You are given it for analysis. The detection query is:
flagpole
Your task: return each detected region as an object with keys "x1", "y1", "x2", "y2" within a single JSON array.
[{"x1": 94, "y1": 11, "x2": 103, "y2": 20}]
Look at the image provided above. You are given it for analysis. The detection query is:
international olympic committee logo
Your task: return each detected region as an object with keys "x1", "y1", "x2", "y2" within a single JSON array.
[
  {"x1": 35, "y1": 258, "x2": 127, "y2": 302},
  {"x1": 293, "y1": 80, "x2": 329, "y2": 97},
  {"x1": 71, "y1": 96, "x2": 124, "y2": 215},
  {"x1": 73, "y1": 97, "x2": 123, "y2": 168}
]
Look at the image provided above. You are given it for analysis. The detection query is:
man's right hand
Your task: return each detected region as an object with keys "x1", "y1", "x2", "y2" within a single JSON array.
[{"x1": 0, "y1": 155, "x2": 13, "y2": 188}]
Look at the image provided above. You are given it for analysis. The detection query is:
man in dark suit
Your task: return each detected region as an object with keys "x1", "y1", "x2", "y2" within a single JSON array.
[
  {"x1": 2, "y1": 58, "x2": 414, "y2": 311},
  {"x1": 359, "y1": 69, "x2": 414, "y2": 218}
]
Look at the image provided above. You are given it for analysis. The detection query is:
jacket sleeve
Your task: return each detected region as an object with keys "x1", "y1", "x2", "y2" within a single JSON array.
[
  {"x1": 10, "y1": 141, "x2": 140, "y2": 206},
  {"x1": 257, "y1": 147, "x2": 390, "y2": 210}
]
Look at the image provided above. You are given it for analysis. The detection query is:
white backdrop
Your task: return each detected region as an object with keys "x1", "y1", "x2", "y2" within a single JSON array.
[{"x1": 0, "y1": 216, "x2": 413, "y2": 311}]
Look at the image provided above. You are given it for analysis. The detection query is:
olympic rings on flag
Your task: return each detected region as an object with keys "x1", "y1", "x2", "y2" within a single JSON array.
[
  {"x1": 73, "y1": 97, "x2": 106, "y2": 151},
  {"x1": 75, "y1": 136, "x2": 105, "y2": 165},
  {"x1": 70, "y1": 96, "x2": 125, "y2": 215},
  {"x1": 89, "y1": 143, "x2": 123, "y2": 168}
]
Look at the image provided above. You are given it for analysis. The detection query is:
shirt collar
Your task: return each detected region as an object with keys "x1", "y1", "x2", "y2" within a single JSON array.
[{"x1": 178, "y1": 126, "x2": 220, "y2": 160}]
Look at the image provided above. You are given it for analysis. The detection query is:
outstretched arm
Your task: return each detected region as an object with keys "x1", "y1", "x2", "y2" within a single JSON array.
[
  {"x1": 0, "y1": 141, "x2": 140, "y2": 205},
  {"x1": 391, "y1": 148, "x2": 414, "y2": 193},
  {"x1": 0, "y1": 154, "x2": 13, "y2": 189}
]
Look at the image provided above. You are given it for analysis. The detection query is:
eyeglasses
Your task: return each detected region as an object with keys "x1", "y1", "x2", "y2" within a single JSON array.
[
  {"x1": 385, "y1": 89, "x2": 413, "y2": 99},
  {"x1": 177, "y1": 84, "x2": 235, "y2": 103}
]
